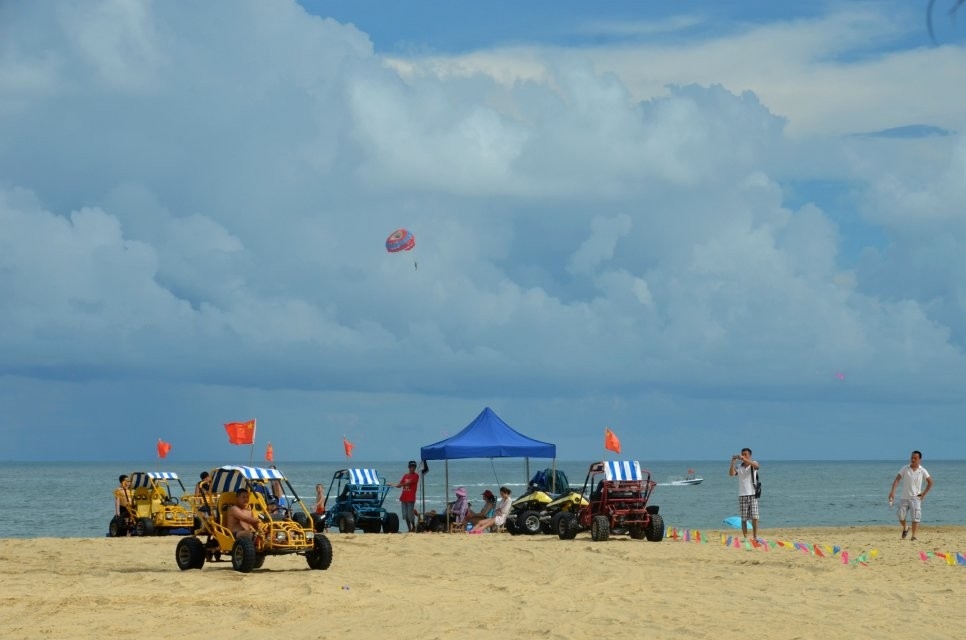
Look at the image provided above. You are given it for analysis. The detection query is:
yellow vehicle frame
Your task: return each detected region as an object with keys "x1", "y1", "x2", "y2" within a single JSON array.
[
  {"x1": 126, "y1": 472, "x2": 198, "y2": 536},
  {"x1": 176, "y1": 466, "x2": 332, "y2": 573}
]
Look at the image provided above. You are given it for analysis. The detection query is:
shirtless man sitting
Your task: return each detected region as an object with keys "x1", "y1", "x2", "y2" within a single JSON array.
[{"x1": 225, "y1": 488, "x2": 264, "y2": 539}]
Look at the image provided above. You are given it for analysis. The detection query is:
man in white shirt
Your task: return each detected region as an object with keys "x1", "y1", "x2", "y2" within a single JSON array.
[
  {"x1": 728, "y1": 448, "x2": 760, "y2": 540},
  {"x1": 888, "y1": 450, "x2": 934, "y2": 541}
]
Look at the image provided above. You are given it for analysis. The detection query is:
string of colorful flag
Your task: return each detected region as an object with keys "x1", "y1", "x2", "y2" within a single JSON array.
[
  {"x1": 664, "y1": 527, "x2": 880, "y2": 567},
  {"x1": 919, "y1": 550, "x2": 966, "y2": 565}
]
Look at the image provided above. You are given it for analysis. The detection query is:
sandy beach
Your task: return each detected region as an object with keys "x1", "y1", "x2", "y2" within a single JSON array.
[{"x1": 2, "y1": 525, "x2": 965, "y2": 640}]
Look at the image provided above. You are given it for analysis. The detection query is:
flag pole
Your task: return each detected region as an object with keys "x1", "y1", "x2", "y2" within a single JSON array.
[{"x1": 249, "y1": 419, "x2": 257, "y2": 465}]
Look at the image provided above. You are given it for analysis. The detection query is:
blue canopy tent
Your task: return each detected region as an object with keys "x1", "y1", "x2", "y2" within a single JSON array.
[{"x1": 419, "y1": 407, "x2": 556, "y2": 527}]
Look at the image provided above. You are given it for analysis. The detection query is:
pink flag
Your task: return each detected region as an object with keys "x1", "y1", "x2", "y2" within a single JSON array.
[{"x1": 841, "y1": 551, "x2": 849, "y2": 564}]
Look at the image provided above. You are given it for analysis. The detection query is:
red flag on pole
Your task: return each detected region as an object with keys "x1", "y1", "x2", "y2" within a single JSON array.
[
  {"x1": 604, "y1": 427, "x2": 621, "y2": 454},
  {"x1": 156, "y1": 439, "x2": 172, "y2": 459},
  {"x1": 343, "y1": 436, "x2": 354, "y2": 458},
  {"x1": 224, "y1": 420, "x2": 256, "y2": 445},
  {"x1": 265, "y1": 442, "x2": 274, "y2": 463}
]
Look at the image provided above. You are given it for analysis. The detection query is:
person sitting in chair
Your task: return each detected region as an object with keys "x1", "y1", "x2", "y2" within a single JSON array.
[
  {"x1": 467, "y1": 489, "x2": 496, "y2": 527},
  {"x1": 450, "y1": 487, "x2": 469, "y2": 526},
  {"x1": 468, "y1": 486, "x2": 512, "y2": 533}
]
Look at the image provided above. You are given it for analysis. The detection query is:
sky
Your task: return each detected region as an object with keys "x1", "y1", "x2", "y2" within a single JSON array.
[{"x1": 1, "y1": 0, "x2": 965, "y2": 463}]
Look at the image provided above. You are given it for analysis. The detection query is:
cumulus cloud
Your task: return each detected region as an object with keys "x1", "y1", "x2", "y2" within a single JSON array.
[{"x1": 1, "y1": 0, "x2": 964, "y2": 460}]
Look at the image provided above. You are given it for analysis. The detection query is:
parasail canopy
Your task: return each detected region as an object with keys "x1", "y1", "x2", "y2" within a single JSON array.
[{"x1": 386, "y1": 228, "x2": 415, "y2": 253}]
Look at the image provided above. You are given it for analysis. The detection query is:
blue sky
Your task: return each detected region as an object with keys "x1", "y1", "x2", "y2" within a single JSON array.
[{"x1": 1, "y1": 0, "x2": 965, "y2": 463}]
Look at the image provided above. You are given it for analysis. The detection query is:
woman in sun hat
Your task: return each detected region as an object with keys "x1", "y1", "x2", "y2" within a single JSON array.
[
  {"x1": 467, "y1": 489, "x2": 497, "y2": 527},
  {"x1": 450, "y1": 486, "x2": 469, "y2": 525}
]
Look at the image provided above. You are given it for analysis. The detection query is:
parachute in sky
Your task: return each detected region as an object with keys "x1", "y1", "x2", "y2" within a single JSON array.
[
  {"x1": 385, "y1": 228, "x2": 417, "y2": 269},
  {"x1": 385, "y1": 228, "x2": 415, "y2": 253}
]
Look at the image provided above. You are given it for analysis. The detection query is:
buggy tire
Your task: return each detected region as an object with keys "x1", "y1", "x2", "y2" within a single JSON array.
[
  {"x1": 253, "y1": 555, "x2": 266, "y2": 569},
  {"x1": 175, "y1": 536, "x2": 206, "y2": 570},
  {"x1": 644, "y1": 513, "x2": 665, "y2": 542},
  {"x1": 311, "y1": 513, "x2": 327, "y2": 532},
  {"x1": 629, "y1": 524, "x2": 646, "y2": 539},
  {"x1": 306, "y1": 535, "x2": 333, "y2": 570},
  {"x1": 231, "y1": 536, "x2": 257, "y2": 573},
  {"x1": 517, "y1": 510, "x2": 542, "y2": 535},
  {"x1": 591, "y1": 515, "x2": 610, "y2": 542},
  {"x1": 505, "y1": 517, "x2": 521, "y2": 535},
  {"x1": 108, "y1": 516, "x2": 127, "y2": 537},
  {"x1": 136, "y1": 517, "x2": 155, "y2": 537},
  {"x1": 338, "y1": 513, "x2": 355, "y2": 534},
  {"x1": 557, "y1": 513, "x2": 579, "y2": 540},
  {"x1": 384, "y1": 512, "x2": 400, "y2": 533},
  {"x1": 292, "y1": 512, "x2": 308, "y2": 528},
  {"x1": 549, "y1": 512, "x2": 565, "y2": 537}
]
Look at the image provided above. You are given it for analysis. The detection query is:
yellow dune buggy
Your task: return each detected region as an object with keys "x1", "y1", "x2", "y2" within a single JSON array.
[
  {"x1": 109, "y1": 471, "x2": 200, "y2": 537},
  {"x1": 175, "y1": 465, "x2": 332, "y2": 573}
]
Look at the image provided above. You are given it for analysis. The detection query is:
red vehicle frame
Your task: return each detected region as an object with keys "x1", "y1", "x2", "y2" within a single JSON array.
[{"x1": 556, "y1": 460, "x2": 664, "y2": 542}]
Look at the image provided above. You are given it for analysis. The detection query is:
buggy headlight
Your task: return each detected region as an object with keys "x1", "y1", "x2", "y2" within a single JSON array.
[
  {"x1": 274, "y1": 531, "x2": 289, "y2": 543},
  {"x1": 165, "y1": 513, "x2": 173, "y2": 520}
]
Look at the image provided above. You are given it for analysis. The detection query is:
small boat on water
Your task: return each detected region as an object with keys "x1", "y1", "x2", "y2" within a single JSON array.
[{"x1": 665, "y1": 469, "x2": 703, "y2": 486}]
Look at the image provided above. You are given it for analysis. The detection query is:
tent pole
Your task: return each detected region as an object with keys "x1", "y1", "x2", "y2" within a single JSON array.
[
  {"x1": 445, "y1": 460, "x2": 450, "y2": 530},
  {"x1": 419, "y1": 461, "x2": 425, "y2": 529}
]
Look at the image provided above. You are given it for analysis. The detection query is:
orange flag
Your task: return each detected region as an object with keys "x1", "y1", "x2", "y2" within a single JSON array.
[
  {"x1": 265, "y1": 442, "x2": 274, "y2": 463},
  {"x1": 156, "y1": 439, "x2": 172, "y2": 459},
  {"x1": 224, "y1": 420, "x2": 256, "y2": 445},
  {"x1": 604, "y1": 427, "x2": 621, "y2": 454},
  {"x1": 343, "y1": 436, "x2": 354, "y2": 458}
]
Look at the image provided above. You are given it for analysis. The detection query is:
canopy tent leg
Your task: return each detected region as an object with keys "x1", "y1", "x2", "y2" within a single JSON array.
[{"x1": 419, "y1": 460, "x2": 425, "y2": 530}]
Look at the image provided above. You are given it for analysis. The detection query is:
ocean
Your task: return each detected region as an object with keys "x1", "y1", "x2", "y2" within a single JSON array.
[{"x1": 2, "y1": 459, "x2": 962, "y2": 538}]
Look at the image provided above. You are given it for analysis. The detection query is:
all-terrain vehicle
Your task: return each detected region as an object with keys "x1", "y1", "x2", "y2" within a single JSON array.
[
  {"x1": 108, "y1": 471, "x2": 200, "y2": 537},
  {"x1": 174, "y1": 465, "x2": 332, "y2": 573},
  {"x1": 556, "y1": 460, "x2": 664, "y2": 542},
  {"x1": 507, "y1": 468, "x2": 587, "y2": 535},
  {"x1": 324, "y1": 468, "x2": 400, "y2": 533}
]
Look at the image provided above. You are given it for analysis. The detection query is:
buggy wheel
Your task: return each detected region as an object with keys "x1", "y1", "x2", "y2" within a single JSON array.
[
  {"x1": 629, "y1": 524, "x2": 646, "y2": 539},
  {"x1": 311, "y1": 513, "x2": 327, "y2": 532},
  {"x1": 549, "y1": 512, "x2": 564, "y2": 536},
  {"x1": 591, "y1": 515, "x2": 610, "y2": 542},
  {"x1": 517, "y1": 510, "x2": 542, "y2": 535},
  {"x1": 306, "y1": 535, "x2": 333, "y2": 570},
  {"x1": 253, "y1": 555, "x2": 266, "y2": 569},
  {"x1": 108, "y1": 516, "x2": 127, "y2": 537},
  {"x1": 292, "y1": 512, "x2": 308, "y2": 528},
  {"x1": 175, "y1": 536, "x2": 206, "y2": 570},
  {"x1": 644, "y1": 513, "x2": 665, "y2": 542},
  {"x1": 505, "y1": 517, "x2": 521, "y2": 535},
  {"x1": 136, "y1": 517, "x2": 155, "y2": 537},
  {"x1": 384, "y1": 512, "x2": 400, "y2": 533},
  {"x1": 231, "y1": 536, "x2": 257, "y2": 573},
  {"x1": 557, "y1": 513, "x2": 579, "y2": 540},
  {"x1": 338, "y1": 513, "x2": 355, "y2": 534}
]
